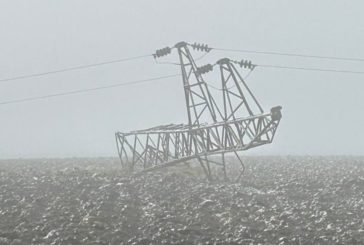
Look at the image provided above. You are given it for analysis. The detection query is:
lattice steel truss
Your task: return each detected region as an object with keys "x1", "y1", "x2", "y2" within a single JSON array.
[{"x1": 115, "y1": 42, "x2": 282, "y2": 180}]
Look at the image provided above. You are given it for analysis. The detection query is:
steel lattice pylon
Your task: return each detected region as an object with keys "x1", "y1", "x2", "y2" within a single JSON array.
[{"x1": 115, "y1": 42, "x2": 282, "y2": 181}]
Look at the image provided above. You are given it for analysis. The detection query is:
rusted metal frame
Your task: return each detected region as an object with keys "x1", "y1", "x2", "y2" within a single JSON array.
[{"x1": 231, "y1": 63, "x2": 264, "y2": 114}]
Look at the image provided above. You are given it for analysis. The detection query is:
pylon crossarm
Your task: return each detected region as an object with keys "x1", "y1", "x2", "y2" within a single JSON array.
[{"x1": 115, "y1": 107, "x2": 281, "y2": 173}]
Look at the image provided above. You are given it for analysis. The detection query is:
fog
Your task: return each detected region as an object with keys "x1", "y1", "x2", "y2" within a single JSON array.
[{"x1": 0, "y1": 0, "x2": 363, "y2": 158}]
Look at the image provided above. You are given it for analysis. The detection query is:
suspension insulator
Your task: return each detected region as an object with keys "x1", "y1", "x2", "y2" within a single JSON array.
[
  {"x1": 196, "y1": 64, "x2": 213, "y2": 75},
  {"x1": 191, "y1": 43, "x2": 212, "y2": 52},
  {"x1": 153, "y1": 47, "x2": 171, "y2": 58},
  {"x1": 239, "y1": 59, "x2": 256, "y2": 70}
]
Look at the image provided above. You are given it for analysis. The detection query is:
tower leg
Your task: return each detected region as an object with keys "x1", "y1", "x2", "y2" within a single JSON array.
[
  {"x1": 233, "y1": 151, "x2": 245, "y2": 182},
  {"x1": 221, "y1": 153, "x2": 228, "y2": 181},
  {"x1": 197, "y1": 156, "x2": 212, "y2": 181}
]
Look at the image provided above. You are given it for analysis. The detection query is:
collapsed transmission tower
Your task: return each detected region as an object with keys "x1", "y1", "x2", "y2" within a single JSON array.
[{"x1": 115, "y1": 42, "x2": 282, "y2": 181}]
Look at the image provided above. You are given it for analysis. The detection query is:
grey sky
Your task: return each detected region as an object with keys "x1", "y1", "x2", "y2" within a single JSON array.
[{"x1": 0, "y1": 0, "x2": 363, "y2": 158}]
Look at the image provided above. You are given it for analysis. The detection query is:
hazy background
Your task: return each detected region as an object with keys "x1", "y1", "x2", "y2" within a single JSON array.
[{"x1": 0, "y1": 0, "x2": 363, "y2": 158}]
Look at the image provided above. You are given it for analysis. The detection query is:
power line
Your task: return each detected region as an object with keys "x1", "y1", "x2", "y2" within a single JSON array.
[
  {"x1": 0, "y1": 54, "x2": 152, "y2": 83},
  {"x1": 257, "y1": 64, "x2": 364, "y2": 74},
  {"x1": 0, "y1": 74, "x2": 180, "y2": 106},
  {"x1": 213, "y1": 47, "x2": 364, "y2": 62}
]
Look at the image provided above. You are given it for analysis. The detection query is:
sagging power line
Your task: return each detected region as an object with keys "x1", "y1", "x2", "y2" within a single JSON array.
[
  {"x1": 213, "y1": 47, "x2": 364, "y2": 62},
  {"x1": 0, "y1": 74, "x2": 180, "y2": 106},
  {"x1": 0, "y1": 54, "x2": 152, "y2": 83},
  {"x1": 1, "y1": 45, "x2": 364, "y2": 84},
  {"x1": 258, "y1": 64, "x2": 364, "y2": 74}
]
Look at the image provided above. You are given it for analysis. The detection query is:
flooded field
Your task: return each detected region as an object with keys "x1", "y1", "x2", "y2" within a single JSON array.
[{"x1": 0, "y1": 156, "x2": 363, "y2": 244}]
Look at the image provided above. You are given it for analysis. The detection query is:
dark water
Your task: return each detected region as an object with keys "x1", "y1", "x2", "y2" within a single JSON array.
[{"x1": 0, "y1": 156, "x2": 363, "y2": 244}]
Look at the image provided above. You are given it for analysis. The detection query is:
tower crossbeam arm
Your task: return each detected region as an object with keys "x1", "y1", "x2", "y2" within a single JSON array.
[{"x1": 175, "y1": 42, "x2": 219, "y2": 126}]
